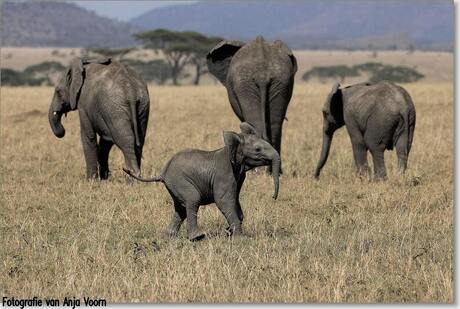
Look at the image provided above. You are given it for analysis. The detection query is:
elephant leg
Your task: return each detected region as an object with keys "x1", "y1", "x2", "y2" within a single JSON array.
[
  {"x1": 347, "y1": 126, "x2": 370, "y2": 177},
  {"x1": 165, "y1": 199, "x2": 186, "y2": 238},
  {"x1": 271, "y1": 122, "x2": 282, "y2": 155},
  {"x1": 216, "y1": 198, "x2": 242, "y2": 237},
  {"x1": 135, "y1": 145, "x2": 143, "y2": 170},
  {"x1": 395, "y1": 135, "x2": 408, "y2": 173},
  {"x1": 111, "y1": 120, "x2": 140, "y2": 176},
  {"x1": 227, "y1": 82, "x2": 244, "y2": 121},
  {"x1": 235, "y1": 177, "x2": 245, "y2": 223},
  {"x1": 236, "y1": 201, "x2": 244, "y2": 222},
  {"x1": 369, "y1": 146, "x2": 387, "y2": 181},
  {"x1": 185, "y1": 202, "x2": 205, "y2": 241},
  {"x1": 97, "y1": 139, "x2": 113, "y2": 180},
  {"x1": 267, "y1": 85, "x2": 290, "y2": 174},
  {"x1": 364, "y1": 126, "x2": 388, "y2": 180},
  {"x1": 351, "y1": 141, "x2": 370, "y2": 177},
  {"x1": 268, "y1": 121, "x2": 283, "y2": 174},
  {"x1": 79, "y1": 115, "x2": 98, "y2": 179}
]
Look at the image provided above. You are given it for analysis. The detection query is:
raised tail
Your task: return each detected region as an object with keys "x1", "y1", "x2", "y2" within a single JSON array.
[
  {"x1": 123, "y1": 168, "x2": 163, "y2": 183},
  {"x1": 130, "y1": 101, "x2": 141, "y2": 148}
]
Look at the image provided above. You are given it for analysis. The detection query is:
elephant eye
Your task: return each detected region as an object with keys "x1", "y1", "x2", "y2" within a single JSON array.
[{"x1": 255, "y1": 147, "x2": 261, "y2": 152}]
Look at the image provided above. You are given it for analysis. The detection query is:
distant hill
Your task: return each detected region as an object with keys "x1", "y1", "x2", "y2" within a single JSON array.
[
  {"x1": 2, "y1": 1, "x2": 139, "y2": 47},
  {"x1": 131, "y1": 0, "x2": 454, "y2": 51}
]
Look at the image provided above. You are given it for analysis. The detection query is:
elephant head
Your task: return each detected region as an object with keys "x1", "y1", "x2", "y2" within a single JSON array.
[
  {"x1": 48, "y1": 58, "x2": 84, "y2": 138},
  {"x1": 48, "y1": 58, "x2": 111, "y2": 138},
  {"x1": 314, "y1": 83, "x2": 345, "y2": 179},
  {"x1": 224, "y1": 122, "x2": 281, "y2": 199}
]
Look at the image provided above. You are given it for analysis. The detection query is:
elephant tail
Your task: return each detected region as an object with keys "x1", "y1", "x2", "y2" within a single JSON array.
[
  {"x1": 393, "y1": 109, "x2": 410, "y2": 154},
  {"x1": 123, "y1": 168, "x2": 163, "y2": 183},
  {"x1": 130, "y1": 100, "x2": 141, "y2": 148},
  {"x1": 259, "y1": 81, "x2": 270, "y2": 141}
]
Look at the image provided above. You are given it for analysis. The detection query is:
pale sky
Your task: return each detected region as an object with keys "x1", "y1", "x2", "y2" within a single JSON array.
[{"x1": 72, "y1": 1, "x2": 195, "y2": 22}]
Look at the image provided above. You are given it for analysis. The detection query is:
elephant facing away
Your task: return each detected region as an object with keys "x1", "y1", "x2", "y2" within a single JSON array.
[
  {"x1": 48, "y1": 58, "x2": 150, "y2": 179},
  {"x1": 314, "y1": 81, "x2": 416, "y2": 180},
  {"x1": 207, "y1": 36, "x2": 297, "y2": 171}
]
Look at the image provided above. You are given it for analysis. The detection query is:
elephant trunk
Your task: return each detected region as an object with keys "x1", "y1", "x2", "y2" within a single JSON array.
[
  {"x1": 270, "y1": 151, "x2": 281, "y2": 200},
  {"x1": 314, "y1": 131, "x2": 334, "y2": 179},
  {"x1": 48, "y1": 95, "x2": 65, "y2": 138}
]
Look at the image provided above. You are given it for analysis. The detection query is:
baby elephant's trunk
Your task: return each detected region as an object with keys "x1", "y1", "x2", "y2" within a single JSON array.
[
  {"x1": 314, "y1": 131, "x2": 333, "y2": 179},
  {"x1": 270, "y1": 151, "x2": 281, "y2": 200}
]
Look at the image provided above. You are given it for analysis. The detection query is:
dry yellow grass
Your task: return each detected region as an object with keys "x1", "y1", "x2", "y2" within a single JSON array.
[{"x1": 0, "y1": 83, "x2": 453, "y2": 302}]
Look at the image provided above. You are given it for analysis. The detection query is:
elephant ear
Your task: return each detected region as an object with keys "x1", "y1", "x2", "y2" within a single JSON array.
[
  {"x1": 324, "y1": 83, "x2": 344, "y2": 124},
  {"x1": 68, "y1": 58, "x2": 112, "y2": 110},
  {"x1": 223, "y1": 131, "x2": 242, "y2": 165},
  {"x1": 274, "y1": 40, "x2": 297, "y2": 74},
  {"x1": 240, "y1": 122, "x2": 257, "y2": 135},
  {"x1": 68, "y1": 58, "x2": 84, "y2": 110},
  {"x1": 206, "y1": 40, "x2": 244, "y2": 85}
]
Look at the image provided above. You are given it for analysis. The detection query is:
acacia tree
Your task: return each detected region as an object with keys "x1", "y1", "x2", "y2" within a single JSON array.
[
  {"x1": 187, "y1": 35, "x2": 222, "y2": 85},
  {"x1": 134, "y1": 29, "x2": 222, "y2": 85}
]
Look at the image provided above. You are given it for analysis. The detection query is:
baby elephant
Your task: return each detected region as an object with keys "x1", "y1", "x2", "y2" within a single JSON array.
[
  {"x1": 314, "y1": 81, "x2": 416, "y2": 180},
  {"x1": 124, "y1": 122, "x2": 281, "y2": 241}
]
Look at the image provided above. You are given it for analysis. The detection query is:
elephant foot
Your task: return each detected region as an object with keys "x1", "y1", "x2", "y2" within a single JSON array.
[
  {"x1": 86, "y1": 170, "x2": 99, "y2": 180},
  {"x1": 188, "y1": 230, "x2": 206, "y2": 242},
  {"x1": 355, "y1": 167, "x2": 371, "y2": 181},
  {"x1": 99, "y1": 170, "x2": 110, "y2": 180},
  {"x1": 164, "y1": 228, "x2": 180, "y2": 239},
  {"x1": 373, "y1": 175, "x2": 388, "y2": 182},
  {"x1": 225, "y1": 226, "x2": 243, "y2": 237}
]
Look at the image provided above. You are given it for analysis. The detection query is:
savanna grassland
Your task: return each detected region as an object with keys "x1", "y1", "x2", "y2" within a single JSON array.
[{"x1": 0, "y1": 83, "x2": 453, "y2": 302}]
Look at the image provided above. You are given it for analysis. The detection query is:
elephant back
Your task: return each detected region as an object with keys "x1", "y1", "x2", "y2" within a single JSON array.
[{"x1": 229, "y1": 36, "x2": 296, "y2": 83}]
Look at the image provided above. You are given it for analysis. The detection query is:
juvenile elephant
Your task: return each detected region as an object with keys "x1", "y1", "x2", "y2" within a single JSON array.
[
  {"x1": 48, "y1": 58, "x2": 150, "y2": 179},
  {"x1": 207, "y1": 36, "x2": 297, "y2": 171},
  {"x1": 124, "y1": 122, "x2": 280, "y2": 241},
  {"x1": 314, "y1": 81, "x2": 416, "y2": 180}
]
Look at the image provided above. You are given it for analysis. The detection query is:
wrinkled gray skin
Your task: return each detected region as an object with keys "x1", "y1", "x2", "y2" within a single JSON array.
[
  {"x1": 48, "y1": 58, "x2": 150, "y2": 179},
  {"x1": 314, "y1": 81, "x2": 416, "y2": 180},
  {"x1": 207, "y1": 36, "x2": 297, "y2": 172},
  {"x1": 124, "y1": 122, "x2": 281, "y2": 241}
]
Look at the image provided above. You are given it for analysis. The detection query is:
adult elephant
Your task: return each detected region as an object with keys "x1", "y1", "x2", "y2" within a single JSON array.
[
  {"x1": 48, "y1": 57, "x2": 150, "y2": 179},
  {"x1": 207, "y1": 36, "x2": 297, "y2": 172},
  {"x1": 314, "y1": 81, "x2": 416, "y2": 180}
]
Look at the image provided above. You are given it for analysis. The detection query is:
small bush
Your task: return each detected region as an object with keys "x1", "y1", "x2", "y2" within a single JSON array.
[
  {"x1": 302, "y1": 65, "x2": 359, "y2": 82},
  {"x1": 24, "y1": 61, "x2": 65, "y2": 74},
  {"x1": 353, "y1": 62, "x2": 385, "y2": 72},
  {"x1": 1, "y1": 69, "x2": 50, "y2": 86},
  {"x1": 367, "y1": 65, "x2": 424, "y2": 83},
  {"x1": 302, "y1": 62, "x2": 424, "y2": 84}
]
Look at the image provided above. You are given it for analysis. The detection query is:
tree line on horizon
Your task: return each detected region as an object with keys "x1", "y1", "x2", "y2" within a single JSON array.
[{"x1": 2, "y1": 28, "x2": 425, "y2": 87}]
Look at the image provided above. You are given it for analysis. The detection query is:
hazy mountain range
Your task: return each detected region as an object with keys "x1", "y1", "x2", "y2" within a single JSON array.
[
  {"x1": 2, "y1": 1, "x2": 138, "y2": 47},
  {"x1": 2, "y1": 0, "x2": 454, "y2": 50}
]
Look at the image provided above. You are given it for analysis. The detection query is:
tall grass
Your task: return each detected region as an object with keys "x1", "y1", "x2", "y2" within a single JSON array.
[{"x1": 0, "y1": 84, "x2": 453, "y2": 302}]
